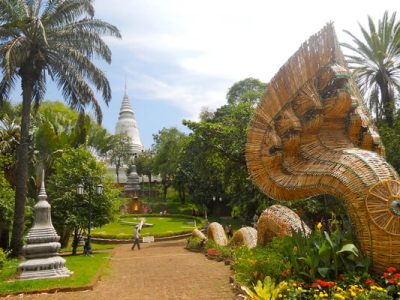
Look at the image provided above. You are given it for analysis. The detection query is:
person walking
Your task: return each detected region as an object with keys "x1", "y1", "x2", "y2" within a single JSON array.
[
  {"x1": 227, "y1": 224, "x2": 233, "y2": 239},
  {"x1": 131, "y1": 225, "x2": 141, "y2": 250}
]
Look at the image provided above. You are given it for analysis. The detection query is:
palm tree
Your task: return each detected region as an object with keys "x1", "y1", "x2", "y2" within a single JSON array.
[
  {"x1": 0, "y1": 0, "x2": 121, "y2": 255},
  {"x1": 342, "y1": 11, "x2": 400, "y2": 127}
]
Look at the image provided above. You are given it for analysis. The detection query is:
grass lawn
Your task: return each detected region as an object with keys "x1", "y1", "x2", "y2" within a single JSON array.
[
  {"x1": 92, "y1": 216, "x2": 202, "y2": 239},
  {"x1": 0, "y1": 252, "x2": 110, "y2": 295}
]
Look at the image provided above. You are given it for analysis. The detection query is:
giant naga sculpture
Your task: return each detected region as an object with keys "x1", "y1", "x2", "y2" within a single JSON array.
[{"x1": 246, "y1": 24, "x2": 400, "y2": 272}]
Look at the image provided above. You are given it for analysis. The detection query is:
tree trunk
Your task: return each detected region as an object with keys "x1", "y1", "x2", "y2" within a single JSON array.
[
  {"x1": 163, "y1": 184, "x2": 168, "y2": 201},
  {"x1": 379, "y1": 80, "x2": 394, "y2": 128},
  {"x1": 10, "y1": 74, "x2": 33, "y2": 257},
  {"x1": 0, "y1": 221, "x2": 10, "y2": 250},
  {"x1": 115, "y1": 159, "x2": 120, "y2": 184},
  {"x1": 71, "y1": 227, "x2": 80, "y2": 255},
  {"x1": 60, "y1": 228, "x2": 71, "y2": 248}
]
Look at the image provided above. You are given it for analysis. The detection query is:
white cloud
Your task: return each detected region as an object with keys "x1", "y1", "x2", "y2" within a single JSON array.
[{"x1": 95, "y1": 0, "x2": 400, "y2": 121}]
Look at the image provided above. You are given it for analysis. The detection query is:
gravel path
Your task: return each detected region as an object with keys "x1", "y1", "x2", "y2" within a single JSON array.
[{"x1": 11, "y1": 240, "x2": 235, "y2": 300}]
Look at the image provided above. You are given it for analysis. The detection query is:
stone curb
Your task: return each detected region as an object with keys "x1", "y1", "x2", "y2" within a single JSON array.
[{"x1": 0, "y1": 251, "x2": 114, "y2": 298}]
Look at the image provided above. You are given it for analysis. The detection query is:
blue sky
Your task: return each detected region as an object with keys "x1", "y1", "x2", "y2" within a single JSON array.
[{"x1": 9, "y1": 0, "x2": 399, "y2": 148}]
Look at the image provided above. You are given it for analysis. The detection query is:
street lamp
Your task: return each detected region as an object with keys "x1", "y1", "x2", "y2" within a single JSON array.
[{"x1": 77, "y1": 179, "x2": 103, "y2": 254}]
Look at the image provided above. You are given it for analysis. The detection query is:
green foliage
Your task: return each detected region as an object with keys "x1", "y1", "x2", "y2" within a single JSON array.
[
  {"x1": 366, "y1": 291, "x2": 393, "y2": 300},
  {"x1": 205, "y1": 239, "x2": 232, "y2": 259},
  {"x1": 182, "y1": 95, "x2": 273, "y2": 219},
  {"x1": 343, "y1": 11, "x2": 400, "y2": 127},
  {"x1": 234, "y1": 239, "x2": 289, "y2": 286},
  {"x1": 0, "y1": 0, "x2": 120, "y2": 254},
  {"x1": 152, "y1": 127, "x2": 187, "y2": 201},
  {"x1": 0, "y1": 249, "x2": 5, "y2": 269},
  {"x1": 47, "y1": 146, "x2": 118, "y2": 247},
  {"x1": 186, "y1": 237, "x2": 205, "y2": 251},
  {"x1": 241, "y1": 276, "x2": 287, "y2": 300},
  {"x1": 377, "y1": 119, "x2": 400, "y2": 173},
  {"x1": 226, "y1": 77, "x2": 267, "y2": 105},
  {"x1": 108, "y1": 133, "x2": 134, "y2": 183},
  {"x1": 135, "y1": 149, "x2": 154, "y2": 179},
  {"x1": 0, "y1": 155, "x2": 14, "y2": 224},
  {"x1": 281, "y1": 227, "x2": 368, "y2": 282}
]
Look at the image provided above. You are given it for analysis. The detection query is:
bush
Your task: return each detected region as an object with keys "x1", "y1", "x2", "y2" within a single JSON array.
[
  {"x1": 206, "y1": 239, "x2": 232, "y2": 260},
  {"x1": 186, "y1": 237, "x2": 205, "y2": 251},
  {"x1": 233, "y1": 238, "x2": 289, "y2": 286},
  {"x1": 280, "y1": 225, "x2": 369, "y2": 282},
  {"x1": 0, "y1": 249, "x2": 5, "y2": 269}
]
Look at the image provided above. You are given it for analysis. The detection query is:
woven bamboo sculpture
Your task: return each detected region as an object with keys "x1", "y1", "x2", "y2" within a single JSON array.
[
  {"x1": 191, "y1": 228, "x2": 207, "y2": 240},
  {"x1": 257, "y1": 205, "x2": 311, "y2": 246},
  {"x1": 207, "y1": 222, "x2": 228, "y2": 246},
  {"x1": 230, "y1": 227, "x2": 258, "y2": 249},
  {"x1": 246, "y1": 23, "x2": 400, "y2": 272}
]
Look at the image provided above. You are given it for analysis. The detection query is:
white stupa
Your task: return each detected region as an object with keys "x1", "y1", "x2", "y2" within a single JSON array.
[{"x1": 115, "y1": 84, "x2": 144, "y2": 155}]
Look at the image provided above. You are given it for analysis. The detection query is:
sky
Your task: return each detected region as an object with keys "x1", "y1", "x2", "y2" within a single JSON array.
[{"x1": 9, "y1": 0, "x2": 400, "y2": 148}]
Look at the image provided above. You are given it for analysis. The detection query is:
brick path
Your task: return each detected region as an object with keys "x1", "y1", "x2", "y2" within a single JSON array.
[{"x1": 13, "y1": 240, "x2": 235, "y2": 300}]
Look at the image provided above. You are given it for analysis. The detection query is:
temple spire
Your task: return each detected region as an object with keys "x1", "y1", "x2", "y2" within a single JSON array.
[{"x1": 115, "y1": 83, "x2": 144, "y2": 155}]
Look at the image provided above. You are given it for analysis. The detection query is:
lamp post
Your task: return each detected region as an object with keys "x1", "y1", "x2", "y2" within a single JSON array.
[{"x1": 77, "y1": 178, "x2": 103, "y2": 254}]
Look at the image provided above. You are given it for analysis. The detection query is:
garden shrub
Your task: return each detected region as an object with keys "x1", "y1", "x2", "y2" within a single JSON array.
[
  {"x1": 233, "y1": 238, "x2": 289, "y2": 286},
  {"x1": 186, "y1": 237, "x2": 204, "y2": 251},
  {"x1": 205, "y1": 239, "x2": 232, "y2": 259},
  {"x1": 280, "y1": 225, "x2": 369, "y2": 282}
]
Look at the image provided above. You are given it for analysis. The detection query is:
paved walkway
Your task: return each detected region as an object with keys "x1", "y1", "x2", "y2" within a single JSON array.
[{"x1": 13, "y1": 240, "x2": 235, "y2": 300}]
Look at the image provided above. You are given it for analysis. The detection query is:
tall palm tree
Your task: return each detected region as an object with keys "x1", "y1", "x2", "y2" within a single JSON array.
[
  {"x1": 342, "y1": 11, "x2": 400, "y2": 127},
  {"x1": 0, "y1": 0, "x2": 121, "y2": 255}
]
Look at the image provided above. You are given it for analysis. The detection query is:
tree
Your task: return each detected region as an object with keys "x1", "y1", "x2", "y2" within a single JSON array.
[
  {"x1": 152, "y1": 128, "x2": 186, "y2": 201},
  {"x1": 226, "y1": 77, "x2": 267, "y2": 105},
  {"x1": 182, "y1": 78, "x2": 271, "y2": 218},
  {"x1": 0, "y1": 0, "x2": 121, "y2": 255},
  {"x1": 47, "y1": 146, "x2": 118, "y2": 254},
  {"x1": 136, "y1": 149, "x2": 154, "y2": 182},
  {"x1": 108, "y1": 134, "x2": 133, "y2": 184},
  {"x1": 342, "y1": 11, "x2": 400, "y2": 127}
]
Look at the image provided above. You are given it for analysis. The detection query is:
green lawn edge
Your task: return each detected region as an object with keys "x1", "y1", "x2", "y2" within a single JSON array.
[
  {"x1": 0, "y1": 251, "x2": 112, "y2": 296},
  {"x1": 92, "y1": 214, "x2": 204, "y2": 240}
]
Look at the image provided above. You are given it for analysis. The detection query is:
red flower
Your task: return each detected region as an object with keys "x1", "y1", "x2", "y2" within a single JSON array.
[
  {"x1": 365, "y1": 279, "x2": 374, "y2": 285},
  {"x1": 296, "y1": 281, "x2": 301, "y2": 286},
  {"x1": 384, "y1": 272, "x2": 391, "y2": 278},
  {"x1": 326, "y1": 281, "x2": 335, "y2": 288},
  {"x1": 394, "y1": 273, "x2": 400, "y2": 279},
  {"x1": 207, "y1": 248, "x2": 218, "y2": 256},
  {"x1": 387, "y1": 267, "x2": 397, "y2": 273},
  {"x1": 312, "y1": 283, "x2": 318, "y2": 289},
  {"x1": 338, "y1": 274, "x2": 345, "y2": 281},
  {"x1": 389, "y1": 278, "x2": 397, "y2": 284}
]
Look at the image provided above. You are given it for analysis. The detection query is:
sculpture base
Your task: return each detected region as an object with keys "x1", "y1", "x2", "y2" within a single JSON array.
[
  {"x1": 19, "y1": 267, "x2": 72, "y2": 281},
  {"x1": 18, "y1": 256, "x2": 72, "y2": 281}
]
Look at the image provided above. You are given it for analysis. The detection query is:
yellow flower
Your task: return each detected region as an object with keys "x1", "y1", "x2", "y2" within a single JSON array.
[
  {"x1": 317, "y1": 222, "x2": 323, "y2": 230},
  {"x1": 297, "y1": 287, "x2": 303, "y2": 292},
  {"x1": 350, "y1": 291, "x2": 356, "y2": 297},
  {"x1": 278, "y1": 294, "x2": 283, "y2": 298},
  {"x1": 334, "y1": 293, "x2": 345, "y2": 300}
]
